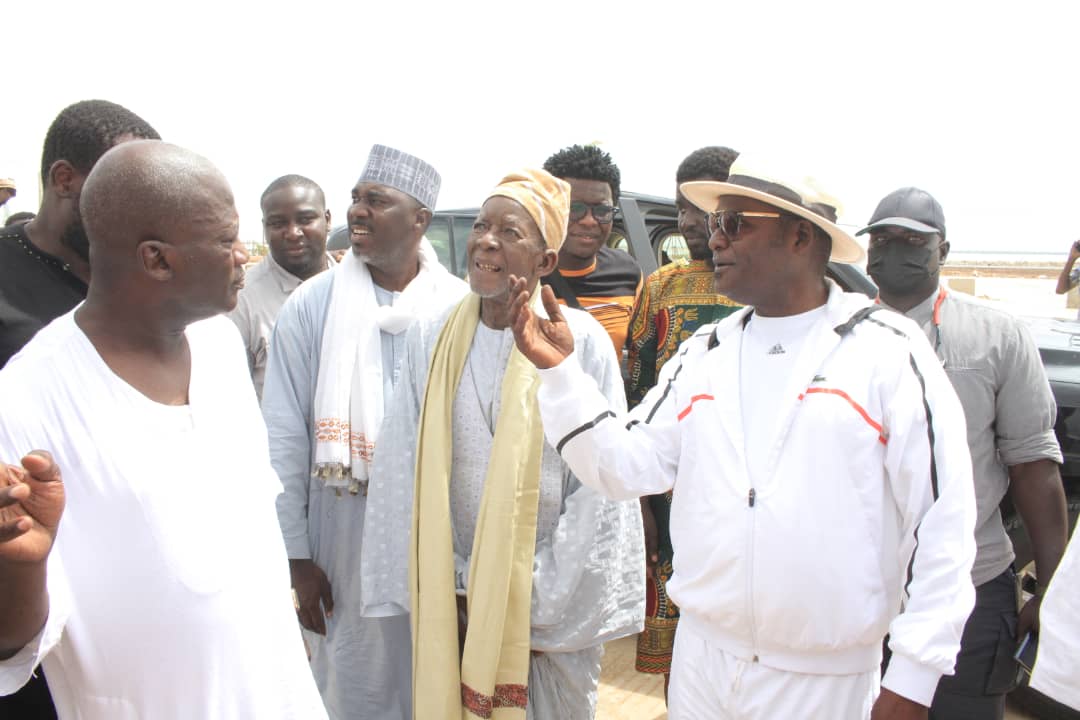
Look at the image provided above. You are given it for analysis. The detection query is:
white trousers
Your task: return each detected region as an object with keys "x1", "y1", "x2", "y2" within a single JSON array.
[{"x1": 668, "y1": 627, "x2": 879, "y2": 720}]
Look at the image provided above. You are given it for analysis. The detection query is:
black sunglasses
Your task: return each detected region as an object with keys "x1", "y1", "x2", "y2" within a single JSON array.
[
  {"x1": 706, "y1": 210, "x2": 782, "y2": 239},
  {"x1": 569, "y1": 201, "x2": 618, "y2": 224}
]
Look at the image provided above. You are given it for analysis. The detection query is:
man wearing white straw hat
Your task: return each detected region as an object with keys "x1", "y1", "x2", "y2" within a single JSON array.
[
  {"x1": 508, "y1": 169, "x2": 977, "y2": 719},
  {"x1": 262, "y1": 145, "x2": 467, "y2": 720}
]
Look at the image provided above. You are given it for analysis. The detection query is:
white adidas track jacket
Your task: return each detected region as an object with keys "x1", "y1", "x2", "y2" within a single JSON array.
[{"x1": 536, "y1": 281, "x2": 976, "y2": 707}]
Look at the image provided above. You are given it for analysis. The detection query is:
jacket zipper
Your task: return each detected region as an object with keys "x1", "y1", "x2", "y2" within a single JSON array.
[{"x1": 747, "y1": 487, "x2": 759, "y2": 662}]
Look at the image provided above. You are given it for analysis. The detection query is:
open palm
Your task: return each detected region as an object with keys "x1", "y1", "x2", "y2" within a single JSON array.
[{"x1": 0, "y1": 452, "x2": 64, "y2": 565}]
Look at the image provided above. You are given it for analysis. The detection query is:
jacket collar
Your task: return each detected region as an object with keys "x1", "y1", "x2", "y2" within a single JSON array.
[{"x1": 710, "y1": 279, "x2": 868, "y2": 347}]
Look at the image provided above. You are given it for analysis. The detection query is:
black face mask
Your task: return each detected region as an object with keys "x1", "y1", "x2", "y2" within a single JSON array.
[{"x1": 867, "y1": 242, "x2": 937, "y2": 295}]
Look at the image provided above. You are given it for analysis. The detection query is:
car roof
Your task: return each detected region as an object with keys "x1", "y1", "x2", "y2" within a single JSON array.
[{"x1": 436, "y1": 190, "x2": 675, "y2": 216}]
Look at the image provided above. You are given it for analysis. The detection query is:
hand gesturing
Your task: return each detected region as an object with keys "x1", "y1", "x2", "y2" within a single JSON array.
[
  {"x1": 0, "y1": 452, "x2": 64, "y2": 566},
  {"x1": 509, "y1": 276, "x2": 575, "y2": 370}
]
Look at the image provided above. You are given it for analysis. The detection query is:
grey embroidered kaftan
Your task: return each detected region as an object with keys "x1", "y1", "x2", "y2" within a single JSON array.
[{"x1": 361, "y1": 302, "x2": 645, "y2": 720}]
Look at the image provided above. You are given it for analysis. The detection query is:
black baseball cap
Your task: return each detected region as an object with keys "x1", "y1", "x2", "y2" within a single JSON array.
[{"x1": 855, "y1": 187, "x2": 945, "y2": 238}]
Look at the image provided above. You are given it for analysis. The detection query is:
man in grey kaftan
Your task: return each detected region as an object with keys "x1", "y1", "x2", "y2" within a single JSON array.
[
  {"x1": 261, "y1": 145, "x2": 467, "y2": 720},
  {"x1": 361, "y1": 302, "x2": 645, "y2": 719}
]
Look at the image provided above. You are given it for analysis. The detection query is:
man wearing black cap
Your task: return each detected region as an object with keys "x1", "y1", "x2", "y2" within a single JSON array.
[
  {"x1": 863, "y1": 187, "x2": 1068, "y2": 720},
  {"x1": 510, "y1": 169, "x2": 977, "y2": 719}
]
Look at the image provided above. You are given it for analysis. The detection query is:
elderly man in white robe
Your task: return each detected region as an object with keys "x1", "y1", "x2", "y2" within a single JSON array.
[
  {"x1": 262, "y1": 145, "x2": 467, "y2": 720},
  {"x1": 360, "y1": 168, "x2": 644, "y2": 720}
]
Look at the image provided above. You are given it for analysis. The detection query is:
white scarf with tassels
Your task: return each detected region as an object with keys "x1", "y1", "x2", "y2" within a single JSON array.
[{"x1": 312, "y1": 237, "x2": 462, "y2": 493}]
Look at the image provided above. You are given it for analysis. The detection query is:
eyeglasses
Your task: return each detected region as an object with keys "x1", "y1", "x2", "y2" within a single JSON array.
[
  {"x1": 569, "y1": 201, "x2": 618, "y2": 224},
  {"x1": 706, "y1": 210, "x2": 782, "y2": 239}
]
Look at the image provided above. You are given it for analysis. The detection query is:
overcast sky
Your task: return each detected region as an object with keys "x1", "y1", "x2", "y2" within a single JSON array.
[{"x1": 4, "y1": 0, "x2": 1078, "y2": 256}]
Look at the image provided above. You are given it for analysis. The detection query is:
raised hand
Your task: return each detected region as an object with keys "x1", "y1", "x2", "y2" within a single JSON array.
[
  {"x1": 0, "y1": 452, "x2": 64, "y2": 565},
  {"x1": 508, "y1": 276, "x2": 575, "y2": 370},
  {"x1": 290, "y1": 558, "x2": 334, "y2": 635}
]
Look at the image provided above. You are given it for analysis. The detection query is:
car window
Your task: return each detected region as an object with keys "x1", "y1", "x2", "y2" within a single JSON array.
[
  {"x1": 327, "y1": 224, "x2": 350, "y2": 252},
  {"x1": 452, "y1": 217, "x2": 474, "y2": 277},
  {"x1": 426, "y1": 217, "x2": 453, "y2": 271},
  {"x1": 657, "y1": 232, "x2": 690, "y2": 266},
  {"x1": 607, "y1": 228, "x2": 630, "y2": 254}
]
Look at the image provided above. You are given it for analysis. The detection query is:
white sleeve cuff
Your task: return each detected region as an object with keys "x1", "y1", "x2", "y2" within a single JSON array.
[
  {"x1": 360, "y1": 602, "x2": 408, "y2": 618},
  {"x1": 881, "y1": 653, "x2": 943, "y2": 708},
  {"x1": 0, "y1": 578, "x2": 67, "y2": 695},
  {"x1": 536, "y1": 351, "x2": 612, "y2": 448},
  {"x1": 536, "y1": 351, "x2": 581, "y2": 396},
  {"x1": 283, "y1": 535, "x2": 312, "y2": 560},
  {"x1": 0, "y1": 622, "x2": 48, "y2": 695}
]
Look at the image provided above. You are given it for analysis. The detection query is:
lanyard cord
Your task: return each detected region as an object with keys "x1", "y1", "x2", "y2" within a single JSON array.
[
  {"x1": 874, "y1": 287, "x2": 949, "y2": 355},
  {"x1": 931, "y1": 287, "x2": 948, "y2": 354}
]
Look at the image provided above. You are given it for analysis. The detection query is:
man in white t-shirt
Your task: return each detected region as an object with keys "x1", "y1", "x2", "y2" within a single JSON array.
[
  {"x1": 0, "y1": 140, "x2": 326, "y2": 719},
  {"x1": 509, "y1": 169, "x2": 978, "y2": 719}
]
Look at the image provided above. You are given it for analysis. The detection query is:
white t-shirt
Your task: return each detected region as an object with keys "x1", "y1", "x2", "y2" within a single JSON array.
[
  {"x1": 739, "y1": 305, "x2": 828, "y2": 488},
  {"x1": 0, "y1": 312, "x2": 327, "y2": 720}
]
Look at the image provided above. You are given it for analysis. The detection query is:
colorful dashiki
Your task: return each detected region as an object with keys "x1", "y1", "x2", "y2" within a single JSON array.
[{"x1": 626, "y1": 258, "x2": 740, "y2": 675}]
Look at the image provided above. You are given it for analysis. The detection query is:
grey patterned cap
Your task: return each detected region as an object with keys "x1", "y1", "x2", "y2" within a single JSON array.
[{"x1": 357, "y1": 144, "x2": 441, "y2": 210}]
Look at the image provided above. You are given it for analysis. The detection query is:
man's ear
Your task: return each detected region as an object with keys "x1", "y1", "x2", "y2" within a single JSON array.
[
  {"x1": 536, "y1": 247, "x2": 559, "y2": 278},
  {"x1": 138, "y1": 240, "x2": 174, "y2": 281},
  {"x1": 415, "y1": 206, "x2": 433, "y2": 233},
  {"x1": 48, "y1": 160, "x2": 80, "y2": 199},
  {"x1": 792, "y1": 219, "x2": 814, "y2": 251},
  {"x1": 939, "y1": 239, "x2": 950, "y2": 264},
  {"x1": 324, "y1": 208, "x2": 332, "y2": 227}
]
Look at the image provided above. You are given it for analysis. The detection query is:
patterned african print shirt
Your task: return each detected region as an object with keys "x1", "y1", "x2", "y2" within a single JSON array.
[{"x1": 626, "y1": 259, "x2": 740, "y2": 407}]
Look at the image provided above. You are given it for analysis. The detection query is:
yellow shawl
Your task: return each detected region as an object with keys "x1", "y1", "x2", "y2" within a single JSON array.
[{"x1": 410, "y1": 290, "x2": 544, "y2": 719}]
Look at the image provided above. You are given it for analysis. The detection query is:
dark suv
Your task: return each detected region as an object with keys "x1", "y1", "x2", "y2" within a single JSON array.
[{"x1": 328, "y1": 191, "x2": 876, "y2": 293}]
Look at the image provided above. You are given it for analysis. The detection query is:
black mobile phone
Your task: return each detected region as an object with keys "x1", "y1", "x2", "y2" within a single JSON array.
[{"x1": 1014, "y1": 630, "x2": 1038, "y2": 675}]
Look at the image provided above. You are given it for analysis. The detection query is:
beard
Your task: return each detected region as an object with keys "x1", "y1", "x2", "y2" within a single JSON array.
[{"x1": 59, "y1": 215, "x2": 90, "y2": 262}]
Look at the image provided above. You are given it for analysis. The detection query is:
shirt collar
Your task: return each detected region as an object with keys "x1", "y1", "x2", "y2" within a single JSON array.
[
  {"x1": 878, "y1": 286, "x2": 940, "y2": 327},
  {"x1": 263, "y1": 251, "x2": 334, "y2": 293}
]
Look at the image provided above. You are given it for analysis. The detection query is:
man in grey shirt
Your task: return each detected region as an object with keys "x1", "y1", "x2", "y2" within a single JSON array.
[
  {"x1": 862, "y1": 187, "x2": 1069, "y2": 719},
  {"x1": 229, "y1": 175, "x2": 334, "y2": 399}
]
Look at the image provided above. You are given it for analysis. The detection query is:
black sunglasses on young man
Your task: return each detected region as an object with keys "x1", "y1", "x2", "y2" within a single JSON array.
[{"x1": 569, "y1": 201, "x2": 618, "y2": 224}]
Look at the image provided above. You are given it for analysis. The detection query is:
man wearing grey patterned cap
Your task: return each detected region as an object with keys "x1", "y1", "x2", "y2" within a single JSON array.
[{"x1": 262, "y1": 144, "x2": 467, "y2": 719}]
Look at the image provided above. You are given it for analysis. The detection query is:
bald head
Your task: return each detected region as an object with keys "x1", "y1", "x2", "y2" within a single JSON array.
[
  {"x1": 80, "y1": 140, "x2": 248, "y2": 321},
  {"x1": 81, "y1": 140, "x2": 233, "y2": 265}
]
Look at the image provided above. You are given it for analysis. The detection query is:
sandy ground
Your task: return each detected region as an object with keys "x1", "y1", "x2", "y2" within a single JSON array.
[
  {"x1": 948, "y1": 273, "x2": 1077, "y2": 320},
  {"x1": 595, "y1": 636, "x2": 1039, "y2": 719}
]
